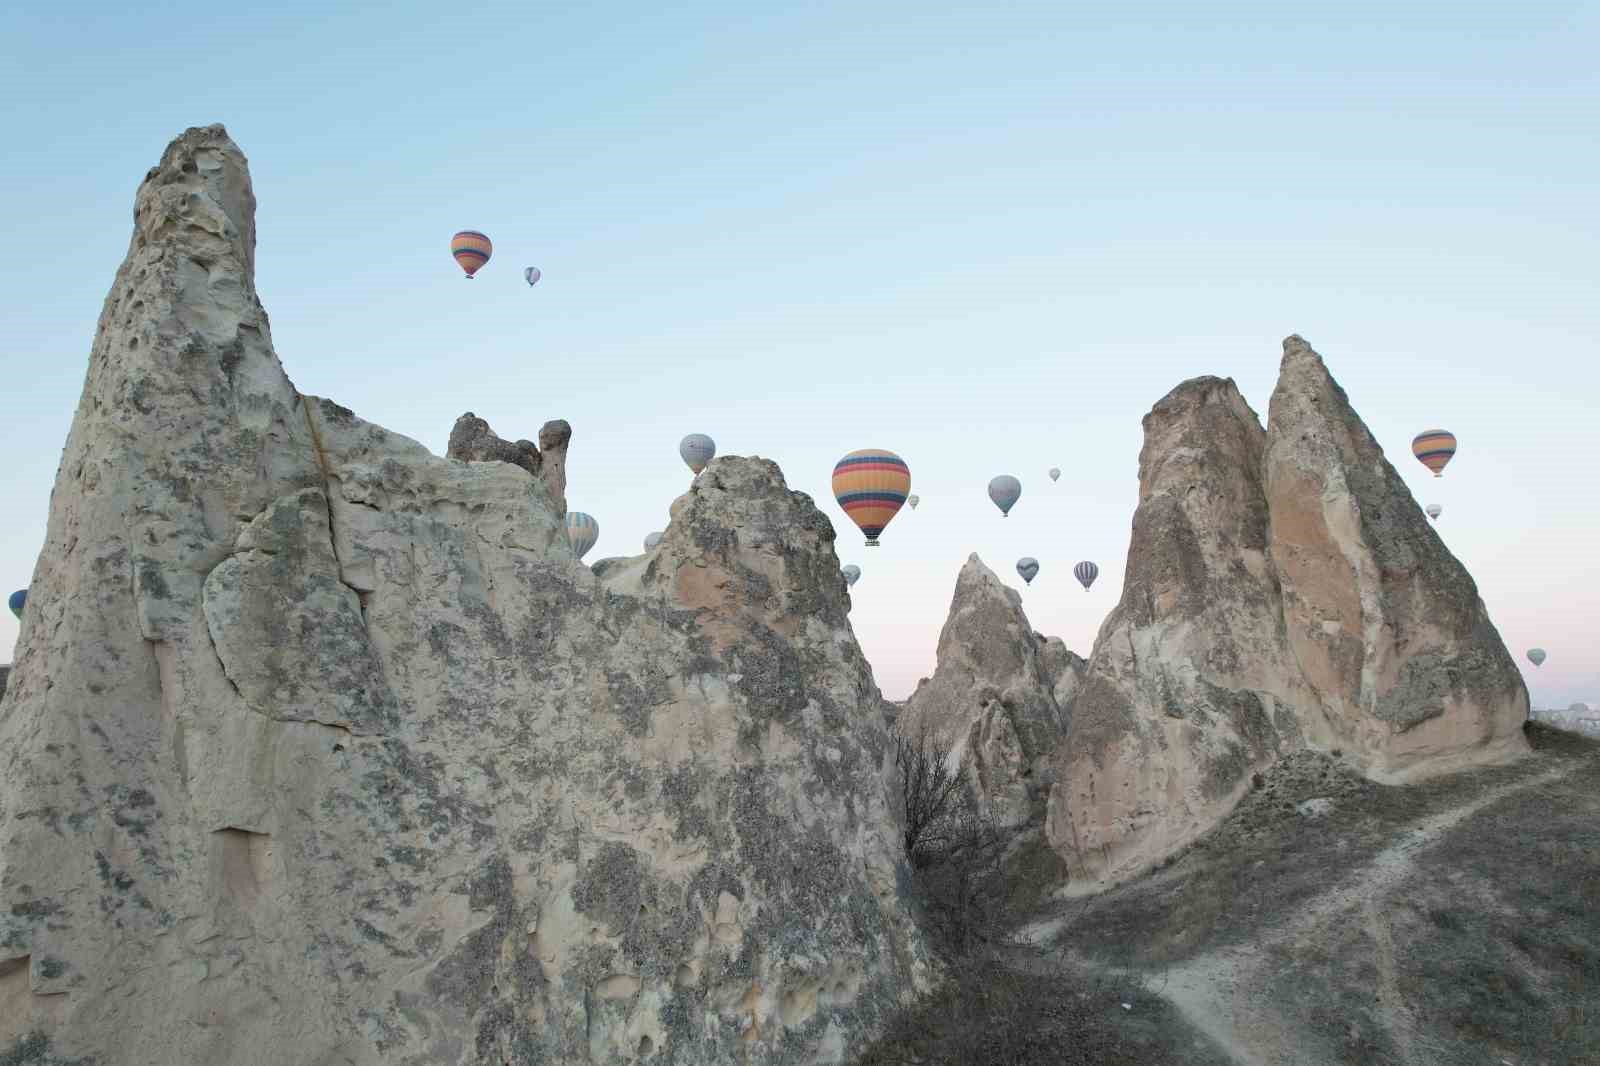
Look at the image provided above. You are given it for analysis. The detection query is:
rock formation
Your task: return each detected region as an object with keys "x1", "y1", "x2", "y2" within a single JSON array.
[
  {"x1": 897, "y1": 555, "x2": 1081, "y2": 829},
  {"x1": 1046, "y1": 341, "x2": 1529, "y2": 891},
  {"x1": 0, "y1": 665, "x2": 8, "y2": 701},
  {"x1": 0, "y1": 125, "x2": 928, "y2": 1066},
  {"x1": 446, "y1": 412, "x2": 572, "y2": 515},
  {"x1": 1264, "y1": 336, "x2": 1529, "y2": 779}
]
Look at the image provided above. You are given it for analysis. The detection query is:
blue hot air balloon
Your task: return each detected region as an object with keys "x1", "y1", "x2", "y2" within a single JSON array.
[
  {"x1": 841, "y1": 564, "x2": 861, "y2": 587},
  {"x1": 7, "y1": 589, "x2": 24, "y2": 621},
  {"x1": 1016, "y1": 558, "x2": 1040, "y2": 585},
  {"x1": 988, "y1": 475, "x2": 1021, "y2": 517}
]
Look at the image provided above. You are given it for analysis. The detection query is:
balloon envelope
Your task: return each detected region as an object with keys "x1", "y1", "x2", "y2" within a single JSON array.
[
  {"x1": 1048, "y1": 467, "x2": 1061, "y2": 482},
  {"x1": 644, "y1": 531, "x2": 664, "y2": 550},
  {"x1": 565, "y1": 511, "x2": 599, "y2": 560},
  {"x1": 1425, "y1": 503, "x2": 1442, "y2": 520},
  {"x1": 1016, "y1": 557, "x2": 1039, "y2": 585},
  {"x1": 907, "y1": 494, "x2": 920, "y2": 510},
  {"x1": 524, "y1": 266, "x2": 542, "y2": 286},
  {"x1": 832, "y1": 449, "x2": 911, "y2": 547},
  {"x1": 450, "y1": 230, "x2": 492, "y2": 278},
  {"x1": 7, "y1": 589, "x2": 24, "y2": 620},
  {"x1": 1073, "y1": 561, "x2": 1099, "y2": 590},
  {"x1": 988, "y1": 475, "x2": 1021, "y2": 516},
  {"x1": 841, "y1": 564, "x2": 861, "y2": 587},
  {"x1": 1411, "y1": 429, "x2": 1457, "y2": 477},
  {"x1": 1527, "y1": 648, "x2": 1546, "y2": 667},
  {"x1": 680, "y1": 433, "x2": 716, "y2": 475}
]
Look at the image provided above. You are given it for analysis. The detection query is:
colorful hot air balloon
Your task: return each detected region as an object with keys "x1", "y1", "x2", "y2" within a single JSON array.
[
  {"x1": 1073, "y1": 561, "x2": 1099, "y2": 590},
  {"x1": 907, "y1": 494, "x2": 920, "y2": 510},
  {"x1": 565, "y1": 511, "x2": 599, "y2": 560},
  {"x1": 832, "y1": 449, "x2": 911, "y2": 547},
  {"x1": 1016, "y1": 557, "x2": 1039, "y2": 585},
  {"x1": 842, "y1": 564, "x2": 861, "y2": 587},
  {"x1": 450, "y1": 230, "x2": 493, "y2": 279},
  {"x1": 644, "y1": 531, "x2": 664, "y2": 551},
  {"x1": 7, "y1": 589, "x2": 24, "y2": 621},
  {"x1": 1425, "y1": 503, "x2": 1442, "y2": 521},
  {"x1": 988, "y1": 475, "x2": 1021, "y2": 517},
  {"x1": 1527, "y1": 648, "x2": 1546, "y2": 667},
  {"x1": 1048, "y1": 467, "x2": 1061, "y2": 482},
  {"x1": 680, "y1": 434, "x2": 716, "y2": 475},
  {"x1": 524, "y1": 266, "x2": 542, "y2": 287},
  {"x1": 1411, "y1": 429, "x2": 1457, "y2": 477}
]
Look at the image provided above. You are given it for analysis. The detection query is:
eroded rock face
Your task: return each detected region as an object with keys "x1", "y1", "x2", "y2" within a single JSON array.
[
  {"x1": 446, "y1": 411, "x2": 543, "y2": 477},
  {"x1": 1263, "y1": 335, "x2": 1529, "y2": 780},
  {"x1": 0, "y1": 125, "x2": 928, "y2": 1066},
  {"x1": 898, "y1": 555, "x2": 1080, "y2": 829},
  {"x1": 1047, "y1": 377, "x2": 1315, "y2": 890}
]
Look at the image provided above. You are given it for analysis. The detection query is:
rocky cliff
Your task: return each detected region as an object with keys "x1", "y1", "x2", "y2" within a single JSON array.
[
  {"x1": 1045, "y1": 339, "x2": 1529, "y2": 890},
  {"x1": 0, "y1": 125, "x2": 928, "y2": 1066}
]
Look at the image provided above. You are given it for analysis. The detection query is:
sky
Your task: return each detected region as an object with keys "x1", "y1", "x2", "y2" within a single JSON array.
[{"x1": 1, "y1": 1, "x2": 1596, "y2": 707}]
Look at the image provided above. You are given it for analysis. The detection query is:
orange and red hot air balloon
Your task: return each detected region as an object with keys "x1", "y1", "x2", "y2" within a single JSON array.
[
  {"x1": 1411, "y1": 429, "x2": 1457, "y2": 477},
  {"x1": 450, "y1": 230, "x2": 493, "y2": 279},
  {"x1": 832, "y1": 449, "x2": 910, "y2": 547}
]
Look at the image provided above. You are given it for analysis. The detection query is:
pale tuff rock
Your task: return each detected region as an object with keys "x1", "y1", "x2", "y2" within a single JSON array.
[
  {"x1": 899, "y1": 555, "x2": 1081, "y2": 830},
  {"x1": 445, "y1": 411, "x2": 571, "y2": 515},
  {"x1": 0, "y1": 125, "x2": 928, "y2": 1066},
  {"x1": 1047, "y1": 377, "x2": 1313, "y2": 890},
  {"x1": 1264, "y1": 334, "x2": 1529, "y2": 780}
]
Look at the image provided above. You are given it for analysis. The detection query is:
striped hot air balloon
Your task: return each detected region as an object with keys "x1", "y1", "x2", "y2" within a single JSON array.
[
  {"x1": 450, "y1": 230, "x2": 493, "y2": 278},
  {"x1": 565, "y1": 511, "x2": 599, "y2": 560},
  {"x1": 7, "y1": 589, "x2": 24, "y2": 621},
  {"x1": 1073, "y1": 561, "x2": 1099, "y2": 590},
  {"x1": 1411, "y1": 429, "x2": 1457, "y2": 477},
  {"x1": 832, "y1": 449, "x2": 910, "y2": 547}
]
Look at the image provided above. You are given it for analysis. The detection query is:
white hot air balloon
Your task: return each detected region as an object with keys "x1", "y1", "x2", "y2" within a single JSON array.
[
  {"x1": 1016, "y1": 557, "x2": 1040, "y2": 585},
  {"x1": 841, "y1": 564, "x2": 861, "y2": 587},
  {"x1": 565, "y1": 511, "x2": 599, "y2": 560},
  {"x1": 680, "y1": 433, "x2": 716, "y2": 475},
  {"x1": 907, "y1": 494, "x2": 920, "y2": 510},
  {"x1": 644, "y1": 531, "x2": 664, "y2": 550},
  {"x1": 1048, "y1": 467, "x2": 1061, "y2": 482},
  {"x1": 524, "y1": 266, "x2": 542, "y2": 287},
  {"x1": 988, "y1": 475, "x2": 1021, "y2": 517},
  {"x1": 1425, "y1": 503, "x2": 1442, "y2": 521}
]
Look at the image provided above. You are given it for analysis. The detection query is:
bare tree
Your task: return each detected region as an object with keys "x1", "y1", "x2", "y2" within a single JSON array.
[{"x1": 894, "y1": 727, "x2": 968, "y2": 868}]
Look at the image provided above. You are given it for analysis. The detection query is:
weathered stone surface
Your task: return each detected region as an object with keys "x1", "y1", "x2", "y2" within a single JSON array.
[
  {"x1": 0, "y1": 125, "x2": 928, "y2": 1066},
  {"x1": 898, "y1": 555, "x2": 1079, "y2": 829},
  {"x1": 537, "y1": 419, "x2": 572, "y2": 514},
  {"x1": 1047, "y1": 377, "x2": 1315, "y2": 890},
  {"x1": 1264, "y1": 335, "x2": 1529, "y2": 780},
  {"x1": 0, "y1": 665, "x2": 7, "y2": 701},
  {"x1": 446, "y1": 411, "x2": 542, "y2": 479}
]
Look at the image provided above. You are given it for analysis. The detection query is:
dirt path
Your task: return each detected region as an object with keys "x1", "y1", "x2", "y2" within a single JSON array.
[{"x1": 1009, "y1": 758, "x2": 1586, "y2": 1066}]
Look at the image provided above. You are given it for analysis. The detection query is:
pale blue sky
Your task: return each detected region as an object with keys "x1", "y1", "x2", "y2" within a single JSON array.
[{"x1": 2, "y1": 2, "x2": 1596, "y2": 706}]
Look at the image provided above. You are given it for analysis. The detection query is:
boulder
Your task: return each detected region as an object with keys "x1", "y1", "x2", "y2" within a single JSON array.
[{"x1": 0, "y1": 124, "x2": 928, "y2": 1066}]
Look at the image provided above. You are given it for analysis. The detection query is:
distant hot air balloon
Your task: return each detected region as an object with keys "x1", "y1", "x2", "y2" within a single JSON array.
[
  {"x1": 680, "y1": 434, "x2": 716, "y2": 475},
  {"x1": 988, "y1": 475, "x2": 1021, "y2": 517},
  {"x1": 1016, "y1": 557, "x2": 1040, "y2": 585},
  {"x1": 1048, "y1": 467, "x2": 1061, "y2": 482},
  {"x1": 565, "y1": 512, "x2": 599, "y2": 560},
  {"x1": 1073, "y1": 561, "x2": 1099, "y2": 590},
  {"x1": 1527, "y1": 648, "x2": 1546, "y2": 667},
  {"x1": 450, "y1": 230, "x2": 492, "y2": 279},
  {"x1": 842, "y1": 564, "x2": 861, "y2": 587},
  {"x1": 907, "y1": 494, "x2": 920, "y2": 510},
  {"x1": 524, "y1": 266, "x2": 541, "y2": 287},
  {"x1": 7, "y1": 589, "x2": 24, "y2": 621},
  {"x1": 1411, "y1": 429, "x2": 1457, "y2": 477},
  {"x1": 644, "y1": 531, "x2": 664, "y2": 551},
  {"x1": 832, "y1": 449, "x2": 911, "y2": 547},
  {"x1": 1425, "y1": 503, "x2": 1442, "y2": 521}
]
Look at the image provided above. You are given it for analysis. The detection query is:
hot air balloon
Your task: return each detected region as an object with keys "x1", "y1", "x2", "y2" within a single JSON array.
[
  {"x1": 1073, "y1": 561, "x2": 1099, "y2": 590},
  {"x1": 1425, "y1": 503, "x2": 1442, "y2": 521},
  {"x1": 7, "y1": 589, "x2": 24, "y2": 621},
  {"x1": 842, "y1": 564, "x2": 861, "y2": 587},
  {"x1": 988, "y1": 475, "x2": 1021, "y2": 517},
  {"x1": 450, "y1": 230, "x2": 492, "y2": 279},
  {"x1": 907, "y1": 494, "x2": 920, "y2": 510},
  {"x1": 644, "y1": 531, "x2": 664, "y2": 551},
  {"x1": 524, "y1": 266, "x2": 541, "y2": 287},
  {"x1": 832, "y1": 449, "x2": 911, "y2": 547},
  {"x1": 1527, "y1": 648, "x2": 1546, "y2": 667},
  {"x1": 680, "y1": 434, "x2": 716, "y2": 475},
  {"x1": 565, "y1": 512, "x2": 599, "y2": 560},
  {"x1": 1411, "y1": 429, "x2": 1457, "y2": 477},
  {"x1": 1048, "y1": 467, "x2": 1061, "y2": 482},
  {"x1": 1016, "y1": 557, "x2": 1040, "y2": 585}
]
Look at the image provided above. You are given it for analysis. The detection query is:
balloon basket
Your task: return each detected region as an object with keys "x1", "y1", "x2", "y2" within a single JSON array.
[{"x1": 865, "y1": 539, "x2": 879, "y2": 547}]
